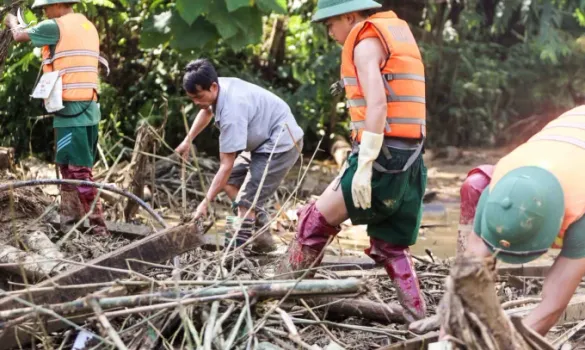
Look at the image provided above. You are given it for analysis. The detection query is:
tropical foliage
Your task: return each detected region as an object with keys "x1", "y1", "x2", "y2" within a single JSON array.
[{"x1": 2, "y1": 0, "x2": 585, "y2": 160}]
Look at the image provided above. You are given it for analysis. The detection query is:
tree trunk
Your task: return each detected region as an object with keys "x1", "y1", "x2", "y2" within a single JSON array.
[{"x1": 437, "y1": 254, "x2": 551, "y2": 349}]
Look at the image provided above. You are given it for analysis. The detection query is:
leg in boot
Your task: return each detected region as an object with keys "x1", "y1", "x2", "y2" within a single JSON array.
[
  {"x1": 251, "y1": 209, "x2": 276, "y2": 253},
  {"x1": 366, "y1": 238, "x2": 427, "y2": 322},
  {"x1": 458, "y1": 165, "x2": 494, "y2": 255},
  {"x1": 58, "y1": 165, "x2": 84, "y2": 233},
  {"x1": 275, "y1": 201, "x2": 342, "y2": 279},
  {"x1": 225, "y1": 216, "x2": 254, "y2": 250},
  {"x1": 69, "y1": 165, "x2": 110, "y2": 236}
]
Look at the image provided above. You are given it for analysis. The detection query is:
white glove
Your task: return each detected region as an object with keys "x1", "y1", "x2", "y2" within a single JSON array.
[{"x1": 351, "y1": 131, "x2": 384, "y2": 210}]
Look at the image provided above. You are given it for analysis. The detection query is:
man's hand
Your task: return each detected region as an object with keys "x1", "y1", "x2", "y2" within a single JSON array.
[
  {"x1": 4, "y1": 13, "x2": 15, "y2": 28},
  {"x1": 352, "y1": 131, "x2": 384, "y2": 209},
  {"x1": 175, "y1": 140, "x2": 191, "y2": 160},
  {"x1": 193, "y1": 199, "x2": 209, "y2": 220}
]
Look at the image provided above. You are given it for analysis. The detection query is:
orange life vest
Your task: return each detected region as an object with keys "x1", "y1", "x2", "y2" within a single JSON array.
[
  {"x1": 491, "y1": 105, "x2": 585, "y2": 249},
  {"x1": 41, "y1": 13, "x2": 109, "y2": 102},
  {"x1": 340, "y1": 11, "x2": 426, "y2": 143}
]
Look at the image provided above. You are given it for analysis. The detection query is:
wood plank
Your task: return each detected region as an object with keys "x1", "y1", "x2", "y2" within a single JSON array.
[
  {"x1": 320, "y1": 256, "x2": 376, "y2": 271},
  {"x1": 0, "y1": 222, "x2": 206, "y2": 350},
  {"x1": 49, "y1": 215, "x2": 152, "y2": 239},
  {"x1": 307, "y1": 298, "x2": 406, "y2": 323}
]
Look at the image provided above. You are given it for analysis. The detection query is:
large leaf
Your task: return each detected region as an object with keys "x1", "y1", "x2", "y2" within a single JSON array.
[
  {"x1": 140, "y1": 11, "x2": 172, "y2": 48},
  {"x1": 256, "y1": 0, "x2": 286, "y2": 14},
  {"x1": 225, "y1": 6, "x2": 263, "y2": 49},
  {"x1": 206, "y1": 0, "x2": 240, "y2": 39},
  {"x1": 176, "y1": 0, "x2": 209, "y2": 25},
  {"x1": 170, "y1": 14, "x2": 219, "y2": 50},
  {"x1": 226, "y1": 0, "x2": 250, "y2": 12}
]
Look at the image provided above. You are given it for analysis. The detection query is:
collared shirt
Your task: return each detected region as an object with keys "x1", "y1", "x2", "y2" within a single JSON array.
[{"x1": 213, "y1": 77, "x2": 304, "y2": 154}]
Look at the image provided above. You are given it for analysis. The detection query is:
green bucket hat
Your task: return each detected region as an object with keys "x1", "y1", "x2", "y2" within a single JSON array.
[
  {"x1": 312, "y1": 0, "x2": 382, "y2": 23},
  {"x1": 32, "y1": 0, "x2": 80, "y2": 9},
  {"x1": 479, "y1": 166, "x2": 565, "y2": 264}
]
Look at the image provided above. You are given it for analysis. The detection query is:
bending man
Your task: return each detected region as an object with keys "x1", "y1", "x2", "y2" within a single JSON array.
[
  {"x1": 455, "y1": 105, "x2": 585, "y2": 335},
  {"x1": 175, "y1": 59, "x2": 304, "y2": 252}
]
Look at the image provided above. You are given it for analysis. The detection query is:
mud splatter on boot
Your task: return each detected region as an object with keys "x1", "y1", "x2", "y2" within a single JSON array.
[
  {"x1": 366, "y1": 238, "x2": 427, "y2": 322},
  {"x1": 59, "y1": 189, "x2": 84, "y2": 233}
]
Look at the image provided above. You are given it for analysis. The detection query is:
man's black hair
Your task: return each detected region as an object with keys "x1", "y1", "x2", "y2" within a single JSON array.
[{"x1": 183, "y1": 58, "x2": 219, "y2": 94}]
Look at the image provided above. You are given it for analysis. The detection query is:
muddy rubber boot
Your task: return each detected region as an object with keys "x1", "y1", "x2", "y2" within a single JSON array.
[
  {"x1": 79, "y1": 187, "x2": 110, "y2": 237},
  {"x1": 275, "y1": 238, "x2": 324, "y2": 279},
  {"x1": 275, "y1": 201, "x2": 341, "y2": 279},
  {"x1": 59, "y1": 189, "x2": 84, "y2": 233},
  {"x1": 366, "y1": 239, "x2": 427, "y2": 322},
  {"x1": 251, "y1": 213, "x2": 276, "y2": 253}
]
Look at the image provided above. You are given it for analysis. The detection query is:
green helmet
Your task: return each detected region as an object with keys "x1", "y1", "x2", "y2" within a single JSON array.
[
  {"x1": 478, "y1": 166, "x2": 565, "y2": 264},
  {"x1": 32, "y1": 0, "x2": 80, "y2": 9},
  {"x1": 312, "y1": 0, "x2": 382, "y2": 23}
]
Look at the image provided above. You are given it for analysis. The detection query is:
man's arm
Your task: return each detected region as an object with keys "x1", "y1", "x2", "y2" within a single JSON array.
[
  {"x1": 354, "y1": 37, "x2": 387, "y2": 133},
  {"x1": 201, "y1": 151, "x2": 236, "y2": 205},
  {"x1": 176, "y1": 107, "x2": 214, "y2": 157},
  {"x1": 185, "y1": 107, "x2": 214, "y2": 142},
  {"x1": 523, "y1": 255, "x2": 585, "y2": 335},
  {"x1": 3, "y1": 14, "x2": 30, "y2": 42}
]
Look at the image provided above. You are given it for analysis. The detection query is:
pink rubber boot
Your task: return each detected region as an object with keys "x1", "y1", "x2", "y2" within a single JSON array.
[
  {"x1": 68, "y1": 165, "x2": 110, "y2": 236},
  {"x1": 275, "y1": 201, "x2": 341, "y2": 279},
  {"x1": 458, "y1": 165, "x2": 494, "y2": 255},
  {"x1": 366, "y1": 238, "x2": 426, "y2": 322}
]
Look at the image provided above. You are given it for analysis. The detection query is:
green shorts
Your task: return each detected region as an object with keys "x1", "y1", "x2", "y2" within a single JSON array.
[
  {"x1": 55, "y1": 125, "x2": 98, "y2": 167},
  {"x1": 340, "y1": 146, "x2": 427, "y2": 246}
]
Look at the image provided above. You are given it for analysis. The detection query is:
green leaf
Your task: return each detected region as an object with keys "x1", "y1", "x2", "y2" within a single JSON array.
[
  {"x1": 256, "y1": 0, "x2": 286, "y2": 14},
  {"x1": 225, "y1": 6, "x2": 263, "y2": 49},
  {"x1": 207, "y1": 0, "x2": 240, "y2": 39},
  {"x1": 23, "y1": 9, "x2": 37, "y2": 27},
  {"x1": 176, "y1": 0, "x2": 209, "y2": 25},
  {"x1": 170, "y1": 14, "x2": 219, "y2": 50},
  {"x1": 140, "y1": 11, "x2": 172, "y2": 48},
  {"x1": 226, "y1": 0, "x2": 250, "y2": 12}
]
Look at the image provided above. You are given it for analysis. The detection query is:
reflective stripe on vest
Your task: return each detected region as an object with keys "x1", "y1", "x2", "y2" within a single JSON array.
[
  {"x1": 340, "y1": 73, "x2": 425, "y2": 88},
  {"x1": 63, "y1": 82, "x2": 99, "y2": 90},
  {"x1": 350, "y1": 117, "x2": 426, "y2": 131},
  {"x1": 347, "y1": 94, "x2": 426, "y2": 107},
  {"x1": 543, "y1": 122, "x2": 585, "y2": 131},
  {"x1": 59, "y1": 66, "x2": 98, "y2": 76},
  {"x1": 43, "y1": 49, "x2": 110, "y2": 75},
  {"x1": 530, "y1": 134, "x2": 585, "y2": 149}
]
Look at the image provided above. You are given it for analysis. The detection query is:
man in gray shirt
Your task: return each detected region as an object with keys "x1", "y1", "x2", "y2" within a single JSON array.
[{"x1": 175, "y1": 59, "x2": 304, "y2": 252}]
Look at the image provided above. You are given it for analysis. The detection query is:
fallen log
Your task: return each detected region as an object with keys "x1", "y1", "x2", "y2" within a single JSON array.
[
  {"x1": 48, "y1": 215, "x2": 153, "y2": 240},
  {"x1": 306, "y1": 297, "x2": 406, "y2": 323},
  {"x1": 20, "y1": 231, "x2": 64, "y2": 261},
  {"x1": 0, "y1": 279, "x2": 362, "y2": 322},
  {"x1": 0, "y1": 244, "x2": 66, "y2": 280},
  {"x1": 0, "y1": 222, "x2": 205, "y2": 349}
]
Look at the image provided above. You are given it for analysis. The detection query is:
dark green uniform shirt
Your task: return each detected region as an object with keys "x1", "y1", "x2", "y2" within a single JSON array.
[{"x1": 26, "y1": 19, "x2": 100, "y2": 128}]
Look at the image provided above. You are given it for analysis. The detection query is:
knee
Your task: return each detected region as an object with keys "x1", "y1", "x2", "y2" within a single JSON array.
[
  {"x1": 67, "y1": 165, "x2": 93, "y2": 181},
  {"x1": 460, "y1": 170, "x2": 491, "y2": 205},
  {"x1": 296, "y1": 201, "x2": 341, "y2": 245}
]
